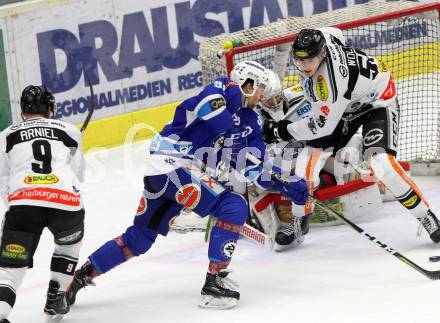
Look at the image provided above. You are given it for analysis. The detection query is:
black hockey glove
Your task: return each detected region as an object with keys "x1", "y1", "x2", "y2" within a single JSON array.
[
  {"x1": 262, "y1": 119, "x2": 294, "y2": 143},
  {"x1": 262, "y1": 120, "x2": 279, "y2": 144}
]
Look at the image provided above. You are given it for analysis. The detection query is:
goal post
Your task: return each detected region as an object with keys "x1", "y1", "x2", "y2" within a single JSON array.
[{"x1": 199, "y1": 1, "x2": 440, "y2": 168}]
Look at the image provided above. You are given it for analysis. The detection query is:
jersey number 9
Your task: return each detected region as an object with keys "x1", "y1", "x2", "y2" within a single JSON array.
[{"x1": 31, "y1": 140, "x2": 52, "y2": 174}]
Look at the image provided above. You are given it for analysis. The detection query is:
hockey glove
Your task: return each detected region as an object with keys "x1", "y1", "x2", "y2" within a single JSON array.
[
  {"x1": 274, "y1": 177, "x2": 308, "y2": 205},
  {"x1": 262, "y1": 120, "x2": 294, "y2": 143},
  {"x1": 262, "y1": 120, "x2": 279, "y2": 144}
]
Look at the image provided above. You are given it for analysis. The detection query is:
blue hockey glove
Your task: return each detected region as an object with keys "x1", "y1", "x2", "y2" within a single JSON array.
[{"x1": 275, "y1": 177, "x2": 308, "y2": 205}]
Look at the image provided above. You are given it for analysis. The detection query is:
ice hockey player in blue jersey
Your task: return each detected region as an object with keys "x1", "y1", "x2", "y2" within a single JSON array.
[{"x1": 65, "y1": 61, "x2": 308, "y2": 309}]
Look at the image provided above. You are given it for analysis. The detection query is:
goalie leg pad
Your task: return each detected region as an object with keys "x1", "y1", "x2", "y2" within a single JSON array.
[{"x1": 0, "y1": 230, "x2": 34, "y2": 268}]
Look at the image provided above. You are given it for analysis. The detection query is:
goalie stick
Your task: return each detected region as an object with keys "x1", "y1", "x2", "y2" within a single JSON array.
[
  {"x1": 245, "y1": 152, "x2": 440, "y2": 280},
  {"x1": 80, "y1": 73, "x2": 96, "y2": 134}
]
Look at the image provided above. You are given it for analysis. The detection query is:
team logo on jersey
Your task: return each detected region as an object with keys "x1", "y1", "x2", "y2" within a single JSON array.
[
  {"x1": 24, "y1": 174, "x2": 59, "y2": 184},
  {"x1": 363, "y1": 128, "x2": 384, "y2": 146},
  {"x1": 315, "y1": 75, "x2": 328, "y2": 101},
  {"x1": 175, "y1": 184, "x2": 201, "y2": 209},
  {"x1": 136, "y1": 196, "x2": 147, "y2": 216},
  {"x1": 379, "y1": 60, "x2": 389, "y2": 73},
  {"x1": 339, "y1": 65, "x2": 348, "y2": 78},
  {"x1": 222, "y1": 241, "x2": 237, "y2": 258},
  {"x1": 210, "y1": 98, "x2": 226, "y2": 110},
  {"x1": 291, "y1": 84, "x2": 303, "y2": 92}
]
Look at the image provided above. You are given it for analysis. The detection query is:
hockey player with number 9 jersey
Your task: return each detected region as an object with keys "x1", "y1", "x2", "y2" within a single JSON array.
[
  {"x1": 0, "y1": 85, "x2": 85, "y2": 321},
  {"x1": 265, "y1": 27, "x2": 440, "y2": 244}
]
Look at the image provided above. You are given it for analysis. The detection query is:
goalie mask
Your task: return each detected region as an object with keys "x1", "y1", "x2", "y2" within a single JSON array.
[
  {"x1": 230, "y1": 61, "x2": 270, "y2": 97},
  {"x1": 20, "y1": 85, "x2": 56, "y2": 117},
  {"x1": 260, "y1": 70, "x2": 285, "y2": 113}
]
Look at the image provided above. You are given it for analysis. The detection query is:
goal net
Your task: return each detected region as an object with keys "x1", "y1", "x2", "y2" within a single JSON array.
[
  {"x1": 199, "y1": 1, "x2": 440, "y2": 165},
  {"x1": 171, "y1": 2, "x2": 440, "y2": 233}
]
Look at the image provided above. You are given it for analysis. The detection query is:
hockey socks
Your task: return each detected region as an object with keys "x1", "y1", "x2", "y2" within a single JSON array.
[
  {"x1": 207, "y1": 219, "x2": 242, "y2": 272},
  {"x1": 88, "y1": 224, "x2": 158, "y2": 274},
  {"x1": 88, "y1": 238, "x2": 129, "y2": 274}
]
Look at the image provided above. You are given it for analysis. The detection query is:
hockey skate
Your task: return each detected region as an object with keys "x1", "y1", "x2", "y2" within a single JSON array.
[
  {"x1": 418, "y1": 210, "x2": 440, "y2": 243},
  {"x1": 65, "y1": 262, "x2": 97, "y2": 306},
  {"x1": 274, "y1": 215, "x2": 309, "y2": 252},
  {"x1": 44, "y1": 280, "x2": 69, "y2": 321},
  {"x1": 199, "y1": 270, "x2": 240, "y2": 309},
  {"x1": 0, "y1": 319, "x2": 11, "y2": 322}
]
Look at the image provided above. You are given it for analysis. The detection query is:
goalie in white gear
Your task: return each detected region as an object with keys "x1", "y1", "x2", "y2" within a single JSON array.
[
  {"x1": 256, "y1": 71, "x2": 311, "y2": 251},
  {"x1": 256, "y1": 70, "x2": 375, "y2": 250},
  {"x1": 264, "y1": 27, "x2": 440, "y2": 243}
]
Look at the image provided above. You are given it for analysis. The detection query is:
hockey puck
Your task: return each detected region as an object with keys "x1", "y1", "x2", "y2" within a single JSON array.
[{"x1": 429, "y1": 256, "x2": 440, "y2": 262}]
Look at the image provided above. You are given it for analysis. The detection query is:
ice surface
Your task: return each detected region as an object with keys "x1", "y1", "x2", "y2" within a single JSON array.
[{"x1": 3, "y1": 140, "x2": 440, "y2": 323}]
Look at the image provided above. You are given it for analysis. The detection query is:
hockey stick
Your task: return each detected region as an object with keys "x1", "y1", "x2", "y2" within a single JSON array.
[
  {"x1": 80, "y1": 73, "x2": 95, "y2": 134},
  {"x1": 245, "y1": 152, "x2": 440, "y2": 280}
]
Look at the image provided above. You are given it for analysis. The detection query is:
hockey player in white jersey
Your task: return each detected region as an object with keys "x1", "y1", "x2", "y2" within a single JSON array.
[
  {"x1": 256, "y1": 71, "x2": 311, "y2": 250},
  {"x1": 0, "y1": 86, "x2": 85, "y2": 321},
  {"x1": 264, "y1": 27, "x2": 440, "y2": 244}
]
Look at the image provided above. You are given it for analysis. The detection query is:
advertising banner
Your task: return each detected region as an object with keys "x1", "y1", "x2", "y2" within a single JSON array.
[{"x1": 0, "y1": 0, "x2": 436, "y2": 127}]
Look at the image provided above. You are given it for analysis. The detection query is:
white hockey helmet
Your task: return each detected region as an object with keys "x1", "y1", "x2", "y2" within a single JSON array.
[
  {"x1": 260, "y1": 70, "x2": 284, "y2": 111},
  {"x1": 230, "y1": 61, "x2": 270, "y2": 97}
]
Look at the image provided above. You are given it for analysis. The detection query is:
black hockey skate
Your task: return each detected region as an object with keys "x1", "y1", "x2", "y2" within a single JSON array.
[
  {"x1": 0, "y1": 319, "x2": 11, "y2": 322},
  {"x1": 65, "y1": 262, "x2": 97, "y2": 306},
  {"x1": 418, "y1": 210, "x2": 440, "y2": 243},
  {"x1": 44, "y1": 280, "x2": 69, "y2": 320},
  {"x1": 199, "y1": 271, "x2": 240, "y2": 309},
  {"x1": 274, "y1": 215, "x2": 309, "y2": 251}
]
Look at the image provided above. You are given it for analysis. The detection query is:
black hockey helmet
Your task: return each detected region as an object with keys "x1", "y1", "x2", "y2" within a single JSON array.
[
  {"x1": 20, "y1": 85, "x2": 55, "y2": 116},
  {"x1": 292, "y1": 29, "x2": 325, "y2": 59}
]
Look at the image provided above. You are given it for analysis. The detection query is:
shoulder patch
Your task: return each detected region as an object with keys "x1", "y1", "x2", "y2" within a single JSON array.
[{"x1": 210, "y1": 97, "x2": 226, "y2": 110}]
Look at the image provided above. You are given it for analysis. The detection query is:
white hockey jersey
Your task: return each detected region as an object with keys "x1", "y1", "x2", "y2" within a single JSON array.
[
  {"x1": 0, "y1": 117, "x2": 85, "y2": 211},
  {"x1": 287, "y1": 29, "x2": 397, "y2": 141}
]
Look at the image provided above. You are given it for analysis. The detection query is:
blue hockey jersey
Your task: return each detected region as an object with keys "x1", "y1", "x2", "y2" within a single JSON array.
[
  {"x1": 160, "y1": 77, "x2": 242, "y2": 154},
  {"x1": 145, "y1": 77, "x2": 266, "y2": 182}
]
